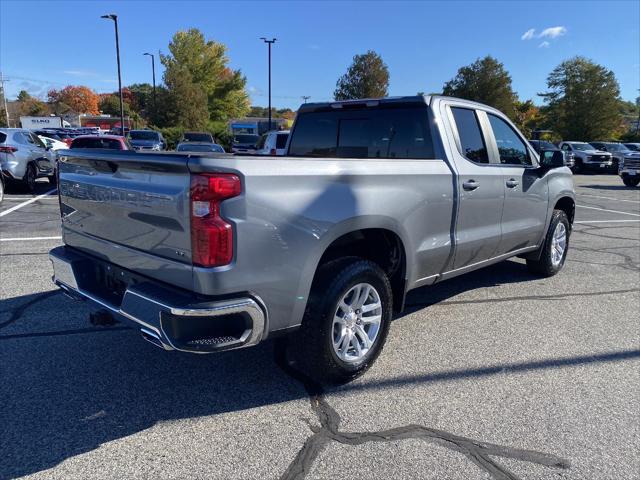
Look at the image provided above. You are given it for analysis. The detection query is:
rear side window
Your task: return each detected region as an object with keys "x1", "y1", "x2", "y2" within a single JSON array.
[
  {"x1": 451, "y1": 107, "x2": 488, "y2": 164},
  {"x1": 275, "y1": 133, "x2": 289, "y2": 149},
  {"x1": 289, "y1": 112, "x2": 338, "y2": 157},
  {"x1": 0, "y1": 132, "x2": 6, "y2": 143},
  {"x1": 487, "y1": 114, "x2": 532, "y2": 166},
  {"x1": 289, "y1": 107, "x2": 434, "y2": 159}
]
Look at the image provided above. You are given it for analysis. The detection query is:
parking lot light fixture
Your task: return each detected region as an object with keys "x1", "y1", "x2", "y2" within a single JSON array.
[
  {"x1": 143, "y1": 53, "x2": 157, "y2": 123},
  {"x1": 101, "y1": 14, "x2": 125, "y2": 137},
  {"x1": 260, "y1": 37, "x2": 276, "y2": 131}
]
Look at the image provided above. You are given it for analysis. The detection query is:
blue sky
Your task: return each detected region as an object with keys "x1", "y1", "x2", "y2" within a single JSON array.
[{"x1": 1, "y1": 0, "x2": 638, "y2": 109}]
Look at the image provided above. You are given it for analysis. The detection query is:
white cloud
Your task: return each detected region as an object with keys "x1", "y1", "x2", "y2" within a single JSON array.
[
  {"x1": 539, "y1": 26, "x2": 567, "y2": 39},
  {"x1": 521, "y1": 28, "x2": 536, "y2": 40},
  {"x1": 63, "y1": 69, "x2": 97, "y2": 77},
  {"x1": 538, "y1": 41, "x2": 551, "y2": 48}
]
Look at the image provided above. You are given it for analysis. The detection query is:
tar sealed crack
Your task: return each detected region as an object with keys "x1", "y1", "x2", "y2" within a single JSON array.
[{"x1": 275, "y1": 348, "x2": 570, "y2": 480}]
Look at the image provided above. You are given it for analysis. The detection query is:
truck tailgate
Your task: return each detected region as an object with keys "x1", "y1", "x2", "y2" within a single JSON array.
[{"x1": 58, "y1": 151, "x2": 193, "y2": 282}]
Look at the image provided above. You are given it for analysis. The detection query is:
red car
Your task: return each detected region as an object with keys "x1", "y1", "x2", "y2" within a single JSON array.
[{"x1": 69, "y1": 135, "x2": 131, "y2": 150}]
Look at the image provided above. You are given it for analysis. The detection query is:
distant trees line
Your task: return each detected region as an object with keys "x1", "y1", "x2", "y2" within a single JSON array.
[
  {"x1": 335, "y1": 51, "x2": 638, "y2": 142},
  {"x1": 1, "y1": 29, "x2": 637, "y2": 143}
]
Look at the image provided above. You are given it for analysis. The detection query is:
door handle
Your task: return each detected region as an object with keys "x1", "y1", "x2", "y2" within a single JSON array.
[
  {"x1": 506, "y1": 178, "x2": 519, "y2": 188},
  {"x1": 462, "y1": 180, "x2": 479, "y2": 191}
]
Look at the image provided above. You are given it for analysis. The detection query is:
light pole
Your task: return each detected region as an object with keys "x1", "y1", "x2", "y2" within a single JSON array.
[
  {"x1": 143, "y1": 52, "x2": 156, "y2": 123},
  {"x1": 0, "y1": 72, "x2": 10, "y2": 127},
  {"x1": 260, "y1": 37, "x2": 276, "y2": 130},
  {"x1": 101, "y1": 14, "x2": 125, "y2": 137},
  {"x1": 301, "y1": 95, "x2": 310, "y2": 104}
]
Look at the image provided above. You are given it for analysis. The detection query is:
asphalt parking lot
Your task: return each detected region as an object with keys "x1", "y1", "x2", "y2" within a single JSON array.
[{"x1": 1, "y1": 174, "x2": 638, "y2": 480}]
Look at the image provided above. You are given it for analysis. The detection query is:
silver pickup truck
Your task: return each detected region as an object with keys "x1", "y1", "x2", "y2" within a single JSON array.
[{"x1": 49, "y1": 95, "x2": 575, "y2": 383}]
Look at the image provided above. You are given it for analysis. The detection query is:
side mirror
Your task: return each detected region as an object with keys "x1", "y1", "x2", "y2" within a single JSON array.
[{"x1": 540, "y1": 150, "x2": 565, "y2": 169}]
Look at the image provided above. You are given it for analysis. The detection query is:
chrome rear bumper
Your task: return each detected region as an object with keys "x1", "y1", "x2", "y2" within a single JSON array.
[{"x1": 49, "y1": 246, "x2": 266, "y2": 353}]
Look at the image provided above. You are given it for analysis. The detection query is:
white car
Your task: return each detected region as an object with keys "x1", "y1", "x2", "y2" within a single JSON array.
[
  {"x1": 255, "y1": 130, "x2": 290, "y2": 156},
  {"x1": 38, "y1": 135, "x2": 67, "y2": 151}
]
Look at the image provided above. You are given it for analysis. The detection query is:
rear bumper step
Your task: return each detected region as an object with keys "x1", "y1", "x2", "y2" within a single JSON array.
[{"x1": 49, "y1": 246, "x2": 266, "y2": 353}]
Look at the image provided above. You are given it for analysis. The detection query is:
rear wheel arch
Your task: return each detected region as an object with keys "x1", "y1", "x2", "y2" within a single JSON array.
[{"x1": 312, "y1": 228, "x2": 408, "y2": 313}]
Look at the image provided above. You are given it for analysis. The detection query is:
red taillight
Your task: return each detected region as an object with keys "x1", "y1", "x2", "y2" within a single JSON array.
[
  {"x1": 190, "y1": 173, "x2": 241, "y2": 267},
  {"x1": 0, "y1": 146, "x2": 17, "y2": 154},
  {"x1": 270, "y1": 148, "x2": 277, "y2": 156},
  {"x1": 64, "y1": 139, "x2": 72, "y2": 147}
]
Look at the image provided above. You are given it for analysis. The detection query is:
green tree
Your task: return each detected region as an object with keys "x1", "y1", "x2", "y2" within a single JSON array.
[
  {"x1": 334, "y1": 50, "x2": 390, "y2": 100},
  {"x1": 442, "y1": 56, "x2": 517, "y2": 117},
  {"x1": 164, "y1": 66, "x2": 209, "y2": 130},
  {"x1": 16, "y1": 90, "x2": 49, "y2": 116},
  {"x1": 539, "y1": 56, "x2": 623, "y2": 140},
  {"x1": 98, "y1": 94, "x2": 132, "y2": 117},
  {"x1": 160, "y1": 28, "x2": 250, "y2": 125}
]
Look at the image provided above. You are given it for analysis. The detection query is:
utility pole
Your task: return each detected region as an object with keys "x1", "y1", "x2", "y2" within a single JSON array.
[
  {"x1": 0, "y1": 72, "x2": 10, "y2": 127},
  {"x1": 101, "y1": 14, "x2": 125, "y2": 136},
  {"x1": 260, "y1": 37, "x2": 276, "y2": 130},
  {"x1": 301, "y1": 95, "x2": 310, "y2": 104},
  {"x1": 143, "y1": 53, "x2": 157, "y2": 123}
]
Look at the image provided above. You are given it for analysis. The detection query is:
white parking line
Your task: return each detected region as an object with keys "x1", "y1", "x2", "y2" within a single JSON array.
[
  {"x1": 577, "y1": 194, "x2": 640, "y2": 204},
  {"x1": 576, "y1": 204, "x2": 640, "y2": 217},
  {"x1": 0, "y1": 189, "x2": 58, "y2": 218},
  {"x1": 575, "y1": 220, "x2": 640, "y2": 224},
  {"x1": 0, "y1": 236, "x2": 62, "y2": 242}
]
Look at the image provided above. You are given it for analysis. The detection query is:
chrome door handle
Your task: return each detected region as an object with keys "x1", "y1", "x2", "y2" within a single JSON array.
[
  {"x1": 462, "y1": 180, "x2": 479, "y2": 191},
  {"x1": 506, "y1": 179, "x2": 519, "y2": 188}
]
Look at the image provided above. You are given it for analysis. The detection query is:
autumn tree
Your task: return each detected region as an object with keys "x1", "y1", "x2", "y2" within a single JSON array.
[
  {"x1": 48, "y1": 86, "x2": 99, "y2": 114},
  {"x1": 334, "y1": 50, "x2": 389, "y2": 100},
  {"x1": 443, "y1": 56, "x2": 517, "y2": 117},
  {"x1": 540, "y1": 57, "x2": 622, "y2": 139},
  {"x1": 512, "y1": 100, "x2": 543, "y2": 138},
  {"x1": 160, "y1": 29, "x2": 250, "y2": 125}
]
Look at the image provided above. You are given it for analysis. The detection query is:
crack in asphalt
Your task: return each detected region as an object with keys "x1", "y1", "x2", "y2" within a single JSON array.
[
  {"x1": 0, "y1": 290, "x2": 61, "y2": 331},
  {"x1": 0, "y1": 326, "x2": 131, "y2": 340},
  {"x1": 274, "y1": 348, "x2": 570, "y2": 480}
]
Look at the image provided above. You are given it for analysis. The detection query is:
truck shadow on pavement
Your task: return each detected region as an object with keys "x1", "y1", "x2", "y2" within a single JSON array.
[{"x1": 1, "y1": 259, "x2": 636, "y2": 479}]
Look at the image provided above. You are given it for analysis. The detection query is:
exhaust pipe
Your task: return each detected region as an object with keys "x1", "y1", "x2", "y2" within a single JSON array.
[{"x1": 140, "y1": 328, "x2": 170, "y2": 350}]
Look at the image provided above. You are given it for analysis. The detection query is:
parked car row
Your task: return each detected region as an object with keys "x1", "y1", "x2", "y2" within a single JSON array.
[{"x1": 529, "y1": 138, "x2": 640, "y2": 187}]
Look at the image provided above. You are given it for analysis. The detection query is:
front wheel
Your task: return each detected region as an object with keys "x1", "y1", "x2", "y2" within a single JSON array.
[
  {"x1": 527, "y1": 210, "x2": 570, "y2": 277},
  {"x1": 622, "y1": 177, "x2": 640, "y2": 187},
  {"x1": 289, "y1": 257, "x2": 393, "y2": 384}
]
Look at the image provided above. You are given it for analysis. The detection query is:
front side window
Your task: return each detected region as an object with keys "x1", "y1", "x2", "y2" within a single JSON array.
[
  {"x1": 255, "y1": 134, "x2": 268, "y2": 150},
  {"x1": 450, "y1": 107, "x2": 489, "y2": 163},
  {"x1": 487, "y1": 114, "x2": 532, "y2": 166}
]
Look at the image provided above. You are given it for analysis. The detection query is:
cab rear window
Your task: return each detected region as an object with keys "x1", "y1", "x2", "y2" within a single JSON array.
[{"x1": 289, "y1": 107, "x2": 434, "y2": 159}]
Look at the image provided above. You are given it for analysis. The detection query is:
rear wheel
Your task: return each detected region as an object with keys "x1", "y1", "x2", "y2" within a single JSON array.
[
  {"x1": 289, "y1": 257, "x2": 393, "y2": 384},
  {"x1": 24, "y1": 163, "x2": 37, "y2": 193},
  {"x1": 527, "y1": 210, "x2": 570, "y2": 277},
  {"x1": 622, "y1": 177, "x2": 640, "y2": 187}
]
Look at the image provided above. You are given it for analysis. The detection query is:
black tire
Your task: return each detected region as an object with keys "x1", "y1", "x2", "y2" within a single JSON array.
[
  {"x1": 24, "y1": 163, "x2": 37, "y2": 193},
  {"x1": 0, "y1": 177, "x2": 4, "y2": 204},
  {"x1": 48, "y1": 175, "x2": 57, "y2": 185},
  {"x1": 527, "y1": 210, "x2": 571, "y2": 277},
  {"x1": 622, "y1": 177, "x2": 640, "y2": 187},
  {"x1": 571, "y1": 159, "x2": 582, "y2": 174},
  {"x1": 289, "y1": 257, "x2": 393, "y2": 385}
]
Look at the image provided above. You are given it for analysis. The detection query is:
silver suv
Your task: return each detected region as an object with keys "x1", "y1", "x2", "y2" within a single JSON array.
[{"x1": 0, "y1": 128, "x2": 55, "y2": 192}]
